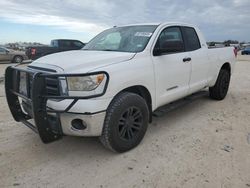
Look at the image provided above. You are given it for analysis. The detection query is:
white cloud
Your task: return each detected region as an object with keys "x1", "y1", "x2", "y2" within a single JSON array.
[
  {"x1": 0, "y1": 0, "x2": 108, "y2": 34},
  {"x1": 1, "y1": 13, "x2": 106, "y2": 34},
  {"x1": 0, "y1": 0, "x2": 250, "y2": 41}
]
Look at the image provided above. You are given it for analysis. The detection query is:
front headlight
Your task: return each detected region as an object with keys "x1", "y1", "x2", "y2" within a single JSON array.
[
  {"x1": 58, "y1": 73, "x2": 108, "y2": 97},
  {"x1": 67, "y1": 74, "x2": 105, "y2": 91}
]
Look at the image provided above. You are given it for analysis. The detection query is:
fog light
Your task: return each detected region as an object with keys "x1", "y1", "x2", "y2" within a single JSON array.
[{"x1": 71, "y1": 119, "x2": 87, "y2": 130}]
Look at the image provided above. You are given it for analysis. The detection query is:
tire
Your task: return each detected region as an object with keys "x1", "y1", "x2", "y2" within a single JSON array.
[
  {"x1": 100, "y1": 92, "x2": 149, "y2": 153},
  {"x1": 12, "y1": 56, "x2": 23, "y2": 63},
  {"x1": 209, "y1": 69, "x2": 230, "y2": 100}
]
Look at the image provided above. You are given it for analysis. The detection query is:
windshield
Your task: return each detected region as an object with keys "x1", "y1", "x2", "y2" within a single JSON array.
[
  {"x1": 0, "y1": 47, "x2": 9, "y2": 52},
  {"x1": 83, "y1": 25, "x2": 158, "y2": 53}
]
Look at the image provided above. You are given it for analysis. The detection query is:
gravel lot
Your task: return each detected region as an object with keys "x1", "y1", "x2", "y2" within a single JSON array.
[
  {"x1": 0, "y1": 61, "x2": 14, "y2": 81},
  {"x1": 0, "y1": 55, "x2": 250, "y2": 188}
]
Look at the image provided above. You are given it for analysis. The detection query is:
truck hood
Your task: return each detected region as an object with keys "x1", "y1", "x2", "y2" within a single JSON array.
[{"x1": 30, "y1": 50, "x2": 136, "y2": 73}]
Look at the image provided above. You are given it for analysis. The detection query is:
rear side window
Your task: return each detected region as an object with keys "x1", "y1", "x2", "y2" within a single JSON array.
[{"x1": 182, "y1": 27, "x2": 201, "y2": 51}]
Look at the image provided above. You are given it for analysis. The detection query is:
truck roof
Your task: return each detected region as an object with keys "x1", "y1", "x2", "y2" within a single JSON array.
[
  {"x1": 117, "y1": 22, "x2": 197, "y2": 28},
  {"x1": 51, "y1": 39, "x2": 82, "y2": 41}
]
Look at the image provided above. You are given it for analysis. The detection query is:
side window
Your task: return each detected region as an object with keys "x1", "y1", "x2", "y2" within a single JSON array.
[
  {"x1": 0, "y1": 48, "x2": 5, "y2": 52},
  {"x1": 154, "y1": 27, "x2": 184, "y2": 54},
  {"x1": 59, "y1": 41, "x2": 72, "y2": 48},
  {"x1": 182, "y1": 27, "x2": 201, "y2": 51},
  {"x1": 72, "y1": 41, "x2": 84, "y2": 48}
]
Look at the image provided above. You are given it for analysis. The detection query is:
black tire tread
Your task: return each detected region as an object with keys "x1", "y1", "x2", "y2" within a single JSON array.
[
  {"x1": 100, "y1": 92, "x2": 148, "y2": 152},
  {"x1": 209, "y1": 69, "x2": 230, "y2": 100}
]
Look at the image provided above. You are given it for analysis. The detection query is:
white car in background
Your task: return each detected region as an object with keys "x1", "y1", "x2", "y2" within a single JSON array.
[{"x1": 5, "y1": 22, "x2": 236, "y2": 152}]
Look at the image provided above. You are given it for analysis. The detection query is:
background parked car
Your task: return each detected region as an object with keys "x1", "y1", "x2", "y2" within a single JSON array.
[
  {"x1": 25, "y1": 39, "x2": 86, "y2": 60},
  {"x1": 0, "y1": 46, "x2": 27, "y2": 63},
  {"x1": 241, "y1": 46, "x2": 250, "y2": 55}
]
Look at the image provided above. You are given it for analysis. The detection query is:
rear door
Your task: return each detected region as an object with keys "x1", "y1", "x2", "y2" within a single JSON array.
[
  {"x1": 152, "y1": 26, "x2": 192, "y2": 107},
  {"x1": 181, "y1": 26, "x2": 210, "y2": 93}
]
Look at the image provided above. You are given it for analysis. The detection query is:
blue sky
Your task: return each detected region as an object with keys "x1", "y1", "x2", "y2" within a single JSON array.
[
  {"x1": 0, "y1": 19, "x2": 93, "y2": 44},
  {"x1": 0, "y1": 0, "x2": 250, "y2": 44}
]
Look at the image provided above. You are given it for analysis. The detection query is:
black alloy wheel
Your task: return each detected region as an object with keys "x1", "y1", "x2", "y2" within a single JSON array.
[{"x1": 118, "y1": 107, "x2": 143, "y2": 141}]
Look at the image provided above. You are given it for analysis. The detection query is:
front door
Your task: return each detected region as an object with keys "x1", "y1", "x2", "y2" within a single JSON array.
[{"x1": 151, "y1": 26, "x2": 192, "y2": 108}]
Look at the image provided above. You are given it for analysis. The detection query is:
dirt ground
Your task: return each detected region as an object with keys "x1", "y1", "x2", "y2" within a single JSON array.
[
  {"x1": 0, "y1": 61, "x2": 14, "y2": 79},
  {"x1": 0, "y1": 55, "x2": 250, "y2": 188}
]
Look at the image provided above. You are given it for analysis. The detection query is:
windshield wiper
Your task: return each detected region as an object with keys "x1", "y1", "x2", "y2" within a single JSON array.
[
  {"x1": 102, "y1": 49, "x2": 116, "y2": 51},
  {"x1": 82, "y1": 49, "x2": 122, "y2": 52}
]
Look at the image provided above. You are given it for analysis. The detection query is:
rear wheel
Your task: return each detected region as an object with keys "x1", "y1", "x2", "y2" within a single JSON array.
[
  {"x1": 100, "y1": 92, "x2": 149, "y2": 152},
  {"x1": 209, "y1": 69, "x2": 230, "y2": 100},
  {"x1": 12, "y1": 56, "x2": 23, "y2": 63}
]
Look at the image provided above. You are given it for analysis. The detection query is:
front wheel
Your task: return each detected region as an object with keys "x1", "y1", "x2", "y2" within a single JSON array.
[
  {"x1": 100, "y1": 92, "x2": 149, "y2": 153},
  {"x1": 209, "y1": 69, "x2": 230, "y2": 100}
]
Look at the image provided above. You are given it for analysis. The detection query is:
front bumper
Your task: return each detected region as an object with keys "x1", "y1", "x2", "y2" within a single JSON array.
[
  {"x1": 60, "y1": 112, "x2": 106, "y2": 136},
  {"x1": 5, "y1": 65, "x2": 109, "y2": 143}
]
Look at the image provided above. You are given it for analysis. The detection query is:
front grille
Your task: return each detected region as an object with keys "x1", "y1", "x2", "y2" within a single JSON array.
[
  {"x1": 45, "y1": 77, "x2": 60, "y2": 96},
  {"x1": 28, "y1": 73, "x2": 33, "y2": 97},
  {"x1": 27, "y1": 66, "x2": 60, "y2": 96}
]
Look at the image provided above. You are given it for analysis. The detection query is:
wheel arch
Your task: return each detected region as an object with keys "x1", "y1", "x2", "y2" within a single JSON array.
[{"x1": 116, "y1": 85, "x2": 153, "y2": 123}]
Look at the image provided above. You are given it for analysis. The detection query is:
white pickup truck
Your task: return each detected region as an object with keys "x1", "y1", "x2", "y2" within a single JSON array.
[{"x1": 5, "y1": 22, "x2": 236, "y2": 152}]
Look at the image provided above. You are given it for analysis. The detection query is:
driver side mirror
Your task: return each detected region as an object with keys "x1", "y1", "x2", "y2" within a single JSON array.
[
  {"x1": 153, "y1": 40, "x2": 185, "y2": 56},
  {"x1": 5, "y1": 50, "x2": 9, "y2": 54}
]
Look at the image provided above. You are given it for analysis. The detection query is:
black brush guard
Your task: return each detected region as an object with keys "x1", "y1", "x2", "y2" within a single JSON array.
[{"x1": 5, "y1": 66, "x2": 109, "y2": 143}]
